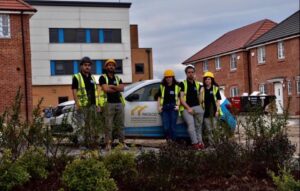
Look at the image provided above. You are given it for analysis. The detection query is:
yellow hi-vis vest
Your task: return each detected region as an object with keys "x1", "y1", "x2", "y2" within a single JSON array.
[
  {"x1": 74, "y1": 73, "x2": 100, "y2": 107},
  {"x1": 159, "y1": 84, "x2": 180, "y2": 106},
  {"x1": 201, "y1": 85, "x2": 223, "y2": 116},
  {"x1": 99, "y1": 74, "x2": 125, "y2": 107},
  {"x1": 179, "y1": 80, "x2": 201, "y2": 112}
]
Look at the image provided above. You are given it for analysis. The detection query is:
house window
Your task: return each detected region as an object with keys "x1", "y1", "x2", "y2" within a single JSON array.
[
  {"x1": 135, "y1": 63, "x2": 144, "y2": 74},
  {"x1": 287, "y1": 80, "x2": 292, "y2": 96},
  {"x1": 203, "y1": 60, "x2": 208, "y2": 71},
  {"x1": 259, "y1": 84, "x2": 267, "y2": 95},
  {"x1": 49, "y1": 28, "x2": 121, "y2": 43},
  {"x1": 257, "y1": 46, "x2": 266, "y2": 64},
  {"x1": 230, "y1": 86, "x2": 239, "y2": 97},
  {"x1": 215, "y1": 57, "x2": 221, "y2": 70},
  {"x1": 53, "y1": 60, "x2": 74, "y2": 75},
  {"x1": 277, "y1": 41, "x2": 285, "y2": 59},
  {"x1": 58, "y1": 96, "x2": 68, "y2": 104},
  {"x1": 64, "y1": 29, "x2": 85, "y2": 43},
  {"x1": 103, "y1": 29, "x2": 121, "y2": 43},
  {"x1": 0, "y1": 14, "x2": 10, "y2": 38},
  {"x1": 297, "y1": 77, "x2": 300, "y2": 95},
  {"x1": 230, "y1": 54, "x2": 237, "y2": 70}
]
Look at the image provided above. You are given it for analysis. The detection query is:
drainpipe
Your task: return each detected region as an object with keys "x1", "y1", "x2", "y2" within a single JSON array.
[
  {"x1": 247, "y1": 51, "x2": 252, "y2": 94},
  {"x1": 21, "y1": 11, "x2": 29, "y2": 122},
  {"x1": 146, "y1": 49, "x2": 151, "y2": 79}
]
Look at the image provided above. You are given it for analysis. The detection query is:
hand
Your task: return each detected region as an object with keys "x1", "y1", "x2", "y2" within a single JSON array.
[
  {"x1": 158, "y1": 106, "x2": 163, "y2": 113},
  {"x1": 174, "y1": 105, "x2": 179, "y2": 111},
  {"x1": 215, "y1": 111, "x2": 219, "y2": 117},
  {"x1": 187, "y1": 108, "x2": 194, "y2": 115}
]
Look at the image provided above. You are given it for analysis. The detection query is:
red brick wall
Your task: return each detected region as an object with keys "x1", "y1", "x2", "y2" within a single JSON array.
[
  {"x1": 194, "y1": 51, "x2": 250, "y2": 97},
  {"x1": 249, "y1": 37, "x2": 300, "y2": 115},
  {"x1": 0, "y1": 14, "x2": 33, "y2": 120}
]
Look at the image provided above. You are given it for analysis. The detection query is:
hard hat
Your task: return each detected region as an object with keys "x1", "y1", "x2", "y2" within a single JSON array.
[
  {"x1": 164, "y1": 69, "x2": 175, "y2": 77},
  {"x1": 104, "y1": 59, "x2": 117, "y2": 68},
  {"x1": 203, "y1": 71, "x2": 214, "y2": 78},
  {"x1": 185, "y1": 64, "x2": 195, "y2": 73}
]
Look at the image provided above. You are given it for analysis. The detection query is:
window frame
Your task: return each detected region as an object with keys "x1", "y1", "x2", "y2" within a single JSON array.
[
  {"x1": 277, "y1": 41, "x2": 285, "y2": 60},
  {"x1": 259, "y1": 84, "x2": 267, "y2": 95},
  {"x1": 287, "y1": 80, "x2": 292, "y2": 96},
  {"x1": 135, "y1": 63, "x2": 144, "y2": 74},
  {"x1": 215, "y1": 57, "x2": 221, "y2": 70},
  {"x1": 296, "y1": 77, "x2": 300, "y2": 95},
  {"x1": 203, "y1": 60, "x2": 208, "y2": 72},
  {"x1": 230, "y1": 54, "x2": 237, "y2": 70},
  {"x1": 230, "y1": 86, "x2": 239, "y2": 97},
  {"x1": 0, "y1": 14, "x2": 11, "y2": 38},
  {"x1": 257, "y1": 46, "x2": 266, "y2": 64}
]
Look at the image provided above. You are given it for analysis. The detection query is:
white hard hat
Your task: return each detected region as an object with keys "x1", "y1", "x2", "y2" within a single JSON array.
[{"x1": 185, "y1": 64, "x2": 195, "y2": 72}]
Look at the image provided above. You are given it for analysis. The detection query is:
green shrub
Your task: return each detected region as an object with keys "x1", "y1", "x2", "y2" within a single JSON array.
[
  {"x1": 62, "y1": 158, "x2": 117, "y2": 191},
  {"x1": 250, "y1": 133, "x2": 295, "y2": 177},
  {"x1": 17, "y1": 147, "x2": 48, "y2": 179},
  {"x1": 0, "y1": 149, "x2": 30, "y2": 191},
  {"x1": 103, "y1": 148, "x2": 137, "y2": 187},
  {"x1": 269, "y1": 167, "x2": 300, "y2": 191}
]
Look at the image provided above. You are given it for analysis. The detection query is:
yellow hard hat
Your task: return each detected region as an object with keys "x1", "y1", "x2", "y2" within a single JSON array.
[
  {"x1": 104, "y1": 59, "x2": 117, "y2": 68},
  {"x1": 203, "y1": 71, "x2": 214, "y2": 78},
  {"x1": 164, "y1": 69, "x2": 175, "y2": 77}
]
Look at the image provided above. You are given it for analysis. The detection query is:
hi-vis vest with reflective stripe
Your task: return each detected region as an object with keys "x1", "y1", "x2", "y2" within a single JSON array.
[
  {"x1": 201, "y1": 85, "x2": 223, "y2": 116},
  {"x1": 74, "y1": 73, "x2": 100, "y2": 107},
  {"x1": 99, "y1": 74, "x2": 125, "y2": 107},
  {"x1": 159, "y1": 84, "x2": 180, "y2": 106},
  {"x1": 179, "y1": 80, "x2": 201, "y2": 112}
]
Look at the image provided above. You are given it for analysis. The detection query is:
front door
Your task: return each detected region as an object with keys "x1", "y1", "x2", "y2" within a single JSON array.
[{"x1": 274, "y1": 82, "x2": 283, "y2": 114}]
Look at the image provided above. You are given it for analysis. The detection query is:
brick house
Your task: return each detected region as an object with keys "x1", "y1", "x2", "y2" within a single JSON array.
[
  {"x1": 247, "y1": 11, "x2": 300, "y2": 115},
  {"x1": 0, "y1": 0, "x2": 36, "y2": 121},
  {"x1": 131, "y1": 25, "x2": 153, "y2": 82},
  {"x1": 182, "y1": 19, "x2": 276, "y2": 97}
]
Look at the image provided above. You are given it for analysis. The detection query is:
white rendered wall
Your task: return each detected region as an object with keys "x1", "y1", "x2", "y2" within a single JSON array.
[{"x1": 29, "y1": 5, "x2": 132, "y2": 85}]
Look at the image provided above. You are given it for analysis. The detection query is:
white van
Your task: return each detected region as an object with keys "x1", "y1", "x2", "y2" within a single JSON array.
[{"x1": 46, "y1": 79, "x2": 236, "y2": 138}]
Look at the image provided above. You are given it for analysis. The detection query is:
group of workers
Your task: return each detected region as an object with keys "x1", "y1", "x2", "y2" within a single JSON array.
[
  {"x1": 158, "y1": 65, "x2": 222, "y2": 150},
  {"x1": 72, "y1": 56, "x2": 222, "y2": 151}
]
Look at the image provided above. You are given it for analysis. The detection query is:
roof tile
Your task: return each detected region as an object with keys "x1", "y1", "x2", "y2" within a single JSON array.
[
  {"x1": 0, "y1": 0, "x2": 36, "y2": 12},
  {"x1": 183, "y1": 19, "x2": 276, "y2": 64}
]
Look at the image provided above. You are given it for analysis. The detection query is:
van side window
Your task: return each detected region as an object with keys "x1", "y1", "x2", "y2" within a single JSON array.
[{"x1": 130, "y1": 83, "x2": 160, "y2": 101}]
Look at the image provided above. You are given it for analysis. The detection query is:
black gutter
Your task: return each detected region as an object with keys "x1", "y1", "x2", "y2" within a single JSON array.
[
  {"x1": 21, "y1": 11, "x2": 29, "y2": 122},
  {"x1": 25, "y1": 0, "x2": 131, "y2": 8},
  {"x1": 146, "y1": 49, "x2": 151, "y2": 79},
  {"x1": 247, "y1": 51, "x2": 252, "y2": 94}
]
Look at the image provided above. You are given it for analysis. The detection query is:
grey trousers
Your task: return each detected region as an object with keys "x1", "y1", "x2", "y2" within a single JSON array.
[
  {"x1": 104, "y1": 103, "x2": 124, "y2": 144},
  {"x1": 182, "y1": 105, "x2": 204, "y2": 144},
  {"x1": 204, "y1": 117, "x2": 218, "y2": 145}
]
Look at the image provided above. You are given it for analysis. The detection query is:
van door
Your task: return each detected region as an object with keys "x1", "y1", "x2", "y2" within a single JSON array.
[{"x1": 124, "y1": 83, "x2": 163, "y2": 137}]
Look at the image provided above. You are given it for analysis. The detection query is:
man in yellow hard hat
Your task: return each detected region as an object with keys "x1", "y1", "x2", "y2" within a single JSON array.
[
  {"x1": 157, "y1": 69, "x2": 180, "y2": 141},
  {"x1": 99, "y1": 59, "x2": 126, "y2": 151},
  {"x1": 200, "y1": 71, "x2": 222, "y2": 146},
  {"x1": 179, "y1": 65, "x2": 205, "y2": 150}
]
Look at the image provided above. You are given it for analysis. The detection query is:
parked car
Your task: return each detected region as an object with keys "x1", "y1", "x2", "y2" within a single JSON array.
[{"x1": 46, "y1": 79, "x2": 236, "y2": 138}]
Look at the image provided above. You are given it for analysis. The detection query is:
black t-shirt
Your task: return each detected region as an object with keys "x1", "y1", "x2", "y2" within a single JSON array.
[
  {"x1": 99, "y1": 74, "x2": 123, "y2": 103},
  {"x1": 157, "y1": 84, "x2": 179, "y2": 105},
  {"x1": 72, "y1": 72, "x2": 96, "y2": 105},
  {"x1": 204, "y1": 86, "x2": 221, "y2": 118},
  {"x1": 179, "y1": 80, "x2": 201, "y2": 107}
]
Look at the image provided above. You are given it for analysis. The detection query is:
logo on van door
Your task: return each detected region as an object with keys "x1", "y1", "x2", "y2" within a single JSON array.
[{"x1": 131, "y1": 106, "x2": 148, "y2": 116}]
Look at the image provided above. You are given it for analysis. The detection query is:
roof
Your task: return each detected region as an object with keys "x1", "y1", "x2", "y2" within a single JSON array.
[
  {"x1": 0, "y1": 0, "x2": 36, "y2": 12},
  {"x1": 25, "y1": 0, "x2": 131, "y2": 8},
  {"x1": 182, "y1": 19, "x2": 276, "y2": 64},
  {"x1": 248, "y1": 11, "x2": 300, "y2": 47}
]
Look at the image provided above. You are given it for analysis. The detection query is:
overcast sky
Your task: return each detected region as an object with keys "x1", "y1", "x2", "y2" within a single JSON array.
[
  {"x1": 59, "y1": 0, "x2": 299, "y2": 79},
  {"x1": 127, "y1": 0, "x2": 299, "y2": 79}
]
